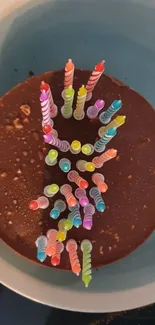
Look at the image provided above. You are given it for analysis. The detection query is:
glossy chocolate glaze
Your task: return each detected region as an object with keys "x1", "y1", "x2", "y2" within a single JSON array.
[{"x1": 0, "y1": 69, "x2": 155, "y2": 270}]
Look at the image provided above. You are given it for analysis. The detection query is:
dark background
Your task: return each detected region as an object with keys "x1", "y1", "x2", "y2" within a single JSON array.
[{"x1": 1, "y1": 285, "x2": 155, "y2": 325}]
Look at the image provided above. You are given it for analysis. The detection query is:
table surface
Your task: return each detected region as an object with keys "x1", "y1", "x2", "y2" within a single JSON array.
[{"x1": 1, "y1": 285, "x2": 155, "y2": 325}]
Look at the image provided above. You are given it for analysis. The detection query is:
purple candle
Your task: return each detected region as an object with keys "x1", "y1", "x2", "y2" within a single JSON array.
[
  {"x1": 87, "y1": 99, "x2": 105, "y2": 119},
  {"x1": 40, "y1": 90, "x2": 51, "y2": 126}
]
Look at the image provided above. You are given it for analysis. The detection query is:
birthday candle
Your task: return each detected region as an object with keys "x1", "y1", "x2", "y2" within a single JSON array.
[
  {"x1": 66, "y1": 239, "x2": 81, "y2": 276},
  {"x1": 76, "y1": 160, "x2": 95, "y2": 173},
  {"x1": 46, "y1": 229, "x2": 57, "y2": 257},
  {"x1": 40, "y1": 81, "x2": 58, "y2": 118},
  {"x1": 57, "y1": 219, "x2": 67, "y2": 242},
  {"x1": 98, "y1": 115, "x2": 126, "y2": 137},
  {"x1": 29, "y1": 196, "x2": 49, "y2": 210},
  {"x1": 43, "y1": 134, "x2": 70, "y2": 152},
  {"x1": 94, "y1": 127, "x2": 117, "y2": 153},
  {"x1": 64, "y1": 59, "x2": 75, "y2": 89},
  {"x1": 81, "y1": 144, "x2": 94, "y2": 156},
  {"x1": 59, "y1": 158, "x2": 71, "y2": 173},
  {"x1": 81, "y1": 240, "x2": 92, "y2": 287},
  {"x1": 42, "y1": 124, "x2": 58, "y2": 139},
  {"x1": 89, "y1": 187, "x2": 106, "y2": 212},
  {"x1": 70, "y1": 140, "x2": 81, "y2": 154},
  {"x1": 51, "y1": 242, "x2": 64, "y2": 266},
  {"x1": 92, "y1": 148, "x2": 117, "y2": 168},
  {"x1": 92, "y1": 173, "x2": 108, "y2": 193},
  {"x1": 99, "y1": 100, "x2": 122, "y2": 124},
  {"x1": 67, "y1": 170, "x2": 88, "y2": 189},
  {"x1": 75, "y1": 188, "x2": 89, "y2": 207},
  {"x1": 43, "y1": 183, "x2": 59, "y2": 198},
  {"x1": 40, "y1": 90, "x2": 51, "y2": 126},
  {"x1": 50, "y1": 199, "x2": 66, "y2": 219},
  {"x1": 45, "y1": 149, "x2": 58, "y2": 166},
  {"x1": 87, "y1": 99, "x2": 105, "y2": 119},
  {"x1": 69, "y1": 204, "x2": 82, "y2": 228},
  {"x1": 73, "y1": 85, "x2": 87, "y2": 121},
  {"x1": 61, "y1": 86, "x2": 75, "y2": 119},
  {"x1": 83, "y1": 203, "x2": 95, "y2": 230},
  {"x1": 35, "y1": 235, "x2": 47, "y2": 262},
  {"x1": 86, "y1": 61, "x2": 105, "y2": 101},
  {"x1": 63, "y1": 213, "x2": 74, "y2": 231},
  {"x1": 60, "y1": 184, "x2": 77, "y2": 207}
]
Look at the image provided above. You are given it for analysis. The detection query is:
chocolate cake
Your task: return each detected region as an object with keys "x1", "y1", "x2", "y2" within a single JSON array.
[{"x1": 0, "y1": 69, "x2": 155, "y2": 271}]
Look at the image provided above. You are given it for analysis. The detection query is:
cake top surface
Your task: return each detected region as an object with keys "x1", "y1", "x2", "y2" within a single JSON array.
[{"x1": 0, "y1": 69, "x2": 155, "y2": 273}]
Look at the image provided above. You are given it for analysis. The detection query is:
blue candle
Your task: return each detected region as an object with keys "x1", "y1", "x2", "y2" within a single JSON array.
[
  {"x1": 94, "y1": 127, "x2": 117, "y2": 153},
  {"x1": 99, "y1": 100, "x2": 122, "y2": 124}
]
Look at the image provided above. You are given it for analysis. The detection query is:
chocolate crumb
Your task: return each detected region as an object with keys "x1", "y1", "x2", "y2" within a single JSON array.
[
  {"x1": 13, "y1": 118, "x2": 23, "y2": 130},
  {"x1": 128, "y1": 175, "x2": 132, "y2": 179},
  {"x1": 20, "y1": 104, "x2": 31, "y2": 116},
  {"x1": 1, "y1": 172, "x2": 7, "y2": 178}
]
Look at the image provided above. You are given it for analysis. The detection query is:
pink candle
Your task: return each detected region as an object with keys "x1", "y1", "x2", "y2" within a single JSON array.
[
  {"x1": 86, "y1": 61, "x2": 105, "y2": 101},
  {"x1": 40, "y1": 90, "x2": 51, "y2": 126},
  {"x1": 64, "y1": 59, "x2": 75, "y2": 89},
  {"x1": 40, "y1": 81, "x2": 58, "y2": 118}
]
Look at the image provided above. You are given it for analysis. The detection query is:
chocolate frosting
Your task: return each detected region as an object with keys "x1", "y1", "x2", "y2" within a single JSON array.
[{"x1": 0, "y1": 69, "x2": 155, "y2": 270}]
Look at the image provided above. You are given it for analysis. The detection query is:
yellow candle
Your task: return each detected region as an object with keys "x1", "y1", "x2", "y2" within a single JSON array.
[
  {"x1": 73, "y1": 85, "x2": 87, "y2": 120},
  {"x1": 98, "y1": 115, "x2": 126, "y2": 137}
]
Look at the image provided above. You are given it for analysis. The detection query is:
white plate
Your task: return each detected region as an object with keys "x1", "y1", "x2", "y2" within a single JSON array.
[{"x1": 0, "y1": 0, "x2": 155, "y2": 312}]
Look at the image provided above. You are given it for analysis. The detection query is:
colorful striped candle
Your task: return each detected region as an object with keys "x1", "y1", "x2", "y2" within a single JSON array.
[
  {"x1": 81, "y1": 240, "x2": 92, "y2": 287},
  {"x1": 86, "y1": 61, "x2": 105, "y2": 101},
  {"x1": 98, "y1": 115, "x2": 126, "y2": 137},
  {"x1": 94, "y1": 127, "x2": 117, "y2": 153},
  {"x1": 40, "y1": 81, "x2": 58, "y2": 118},
  {"x1": 92, "y1": 148, "x2": 117, "y2": 168},
  {"x1": 73, "y1": 85, "x2": 87, "y2": 120},
  {"x1": 99, "y1": 100, "x2": 122, "y2": 124},
  {"x1": 40, "y1": 90, "x2": 51, "y2": 126},
  {"x1": 61, "y1": 85, "x2": 75, "y2": 119}
]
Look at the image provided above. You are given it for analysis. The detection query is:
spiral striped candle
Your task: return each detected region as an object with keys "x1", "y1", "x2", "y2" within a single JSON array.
[
  {"x1": 99, "y1": 100, "x2": 122, "y2": 124},
  {"x1": 40, "y1": 90, "x2": 51, "y2": 126},
  {"x1": 57, "y1": 219, "x2": 67, "y2": 242},
  {"x1": 83, "y1": 203, "x2": 95, "y2": 230},
  {"x1": 86, "y1": 61, "x2": 105, "y2": 101},
  {"x1": 60, "y1": 184, "x2": 77, "y2": 207},
  {"x1": 46, "y1": 229, "x2": 57, "y2": 257},
  {"x1": 64, "y1": 59, "x2": 75, "y2": 89},
  {"x1": 81, "y1": 144, "x2": 94, "y2": 156},
  {"x1": 43, "y1": 134, "x2": 70, "y2": 152},
  {"x1": 63, "y1": 213, "x2": 74, "y2": 231},
  {"x1": 98, "y1": 115, "x2": 126, "y2": 137},
  {"x1": 43, "y1": 183, "x2": 59, "y2": 198},
  {"x1": 73, "y1": 85, "x2": 87, "y2": 120},
  {"x1": 50, "y1": 199, "x2": 66, "y2": 219},
  {"x1": 66, "y1": 239, "x2": 81, "y2": 276},
  {"x1": 61, "y1": 86, "x2": 75, "y2": 119},
  {"x1": 92, "y1": 173, "x2": 108, "y2": 193},
  {"x1": 89, "y1": 187, "x2": 106, "y2": 212},
  {"x1": 92, "y1": 148, "x2": 117, "y2": 168},
  {"x1": 51, "y1": 242, "x2": 64, "y2": 266},
  {"x1": 69, "y1": 204, "x2": 82, "y2": 228},
  {"x1": 40, "y1": 81, "x2": 58, "y2": 118},
  {"x1": 75, "y1": 188, "x2": 89, "y2": 207},
  {"x1": 94, "y1": 127, "x2": 117, "y2": 153},
  {"x1": 35, "y1": 235, "x2": 47, "y2": 262},
  {"x1": 81, "y1": 240, "x2": 92, "y2": 287},
  {"x1": 68, "y1": 170, "x2": 88, "y2": 189},
  {"x1": 87, "y1": 99, "x2": 105, "y2": 119}
]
